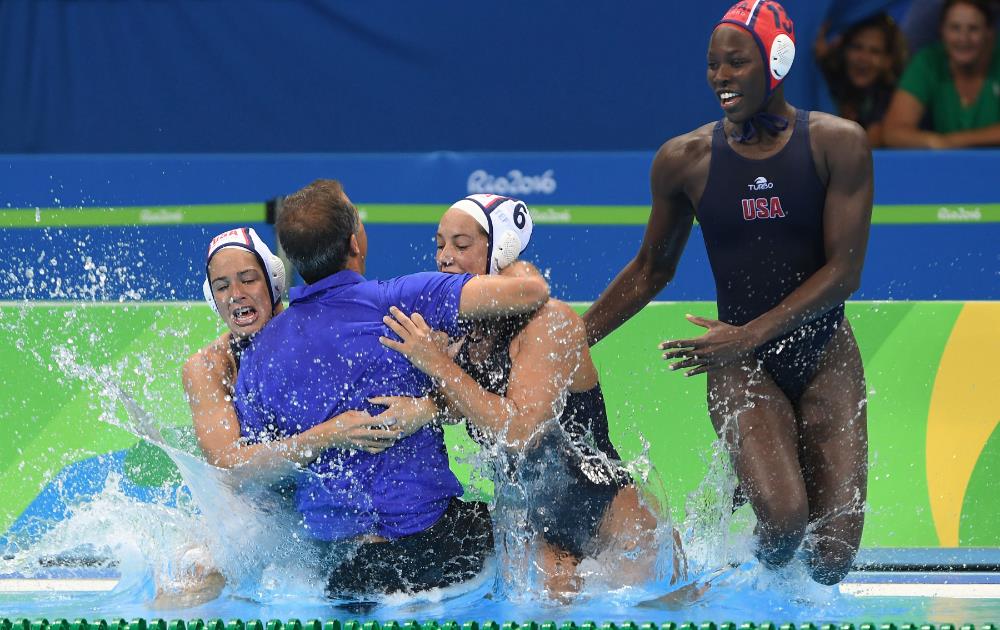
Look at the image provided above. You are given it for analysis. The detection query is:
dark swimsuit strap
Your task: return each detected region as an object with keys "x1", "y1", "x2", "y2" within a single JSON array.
[{"x1": 228, "y1": 333, "x2": 253, "y2": 372}]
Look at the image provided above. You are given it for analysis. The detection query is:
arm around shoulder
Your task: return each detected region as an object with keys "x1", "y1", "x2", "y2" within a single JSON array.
[{"x1": 458, "y1": 261, "x2": 549, "y2": 319}]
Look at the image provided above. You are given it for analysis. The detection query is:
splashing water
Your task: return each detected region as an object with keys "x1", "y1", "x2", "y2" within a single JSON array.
[
  {"x1": 0, "y1": 259, "x2": 912, "y2": 621},
  {"x1": 1, "y1": 328, "x2": 969, "y2": 623},
  {"x1": 6, "y1": 340, "x2": 708, "y2": 614}
]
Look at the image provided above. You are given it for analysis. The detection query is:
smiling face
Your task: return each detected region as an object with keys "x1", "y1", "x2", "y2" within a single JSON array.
[
  {"x1": 207, "y1": 248, "x2": 274, "y2": 338},
  {"x1": 436, "y1": 208, "x2": 489, "y2": 275},
  {"x1": 844, "y1": 26, "x2": 891, "y2": 89},
  {"x1": 708, "y1": 26, "x2": 767, "y2": 122},
  {"x1": 942, "y1": 2, "x2": 994, "y2": 69}
]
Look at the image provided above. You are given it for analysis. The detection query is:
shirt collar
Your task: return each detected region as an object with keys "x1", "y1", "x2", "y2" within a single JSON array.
[{"x1": 289, "y1": 269, "x2": 365, "y2": 304}]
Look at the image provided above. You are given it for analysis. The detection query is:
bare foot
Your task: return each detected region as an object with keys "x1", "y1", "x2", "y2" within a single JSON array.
[
  {"x1": 152, "y1": 546, "x2": 226, "y2": 609},
  {"x1": 152, "y1": 569, "x2": 226, "y2": 609},
  {"x1": 637, "y1": 580, "x2": 711, "y2": 610}
]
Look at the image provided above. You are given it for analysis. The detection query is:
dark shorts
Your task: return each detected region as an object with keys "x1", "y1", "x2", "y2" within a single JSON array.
[
  {"x1": 754, "y1": 304, "x2": 845, "y2": 403},
  {"x1": 517, "y1": 429, "x2": 632, "y2": 559},
  {"x1": 324, "y1": 498, "x2": 493, "y2": 599}
]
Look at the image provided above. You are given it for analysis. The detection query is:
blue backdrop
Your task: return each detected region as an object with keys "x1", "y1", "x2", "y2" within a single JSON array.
[
  {"x1": 2, "y1": 150, "x2": 997, "y2": 302},
  {"x1": 0, "y1": 0, "x2": 907, "y2": 153}
]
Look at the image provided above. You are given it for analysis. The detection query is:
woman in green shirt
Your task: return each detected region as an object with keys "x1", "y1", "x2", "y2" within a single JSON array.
[{"x1": 884, "y1": 0, "x2": 1000, "y2": 147}]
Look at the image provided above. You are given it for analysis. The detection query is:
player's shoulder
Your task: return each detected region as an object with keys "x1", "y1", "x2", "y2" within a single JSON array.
[
  {"x1": 535, "y1": 298, "x2": 581, "y2": 324},
  {"x1": 808, "y1": 111, "x2": 868, "y2": 147},
  {"x1": 652, "y1": 121, "x2": 716, "y2": 183},
  {"x1": 519, "y1": 298, "x2": 585, "y2": 342},
  {"x1": 655, "y1": 122, "x2": 716, "y2": 163},
  {"x1": 183, "y1": 332, "x2": 232, "y2": 380},
  {"x1": 807, "y1": 111, "x2": 871, "y2": 177}
]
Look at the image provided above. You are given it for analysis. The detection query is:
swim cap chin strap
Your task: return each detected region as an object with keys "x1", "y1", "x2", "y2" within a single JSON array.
[
  {"x1": 734, "y1": 111, "x2": 790, "y2": 143},
  {"x1": 717, "y1": 0, "x2": 796, "y2": 143},
  {"x1": 449, "y1": 194, "x2": 534, "y2": 275},
  {"x1": 202, "y1": 227, "x2": 286, "y2": 316}
]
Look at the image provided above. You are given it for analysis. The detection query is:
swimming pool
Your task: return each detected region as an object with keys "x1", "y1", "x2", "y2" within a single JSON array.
[
  {"x1": 1, "y1": 298, "x2": 998, "y2": 626},
  {"x1": 2, "y1": 556, "x2": 1000, "y2": 624},
  {"x1": 2, "y1": 149, "x2": 998, "y2": 629}
]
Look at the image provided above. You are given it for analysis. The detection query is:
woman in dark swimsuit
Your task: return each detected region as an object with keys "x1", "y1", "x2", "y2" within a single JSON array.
[
  {"x1": 583, "y1": 1, "x2": 872, "y2": 585},
  {"x1": 381, "y1": 195, "x2": 669, "y2": 600}
]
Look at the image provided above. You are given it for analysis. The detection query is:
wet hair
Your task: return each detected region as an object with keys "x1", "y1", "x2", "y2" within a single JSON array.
[
  {"x1": 277, "y1": 179, "x2": 359, "y2": 284},
  {"x1": 940, "y1": 0, "x2": 997, "y2": 29}
]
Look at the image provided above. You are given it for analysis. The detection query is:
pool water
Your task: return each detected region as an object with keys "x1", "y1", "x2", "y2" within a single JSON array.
[
  {"x1": 2, "y1": 563, "x2": 1000, "y2": 624},
  {"x1": 1, "y1": 308, "x2": 997, "y2": 626}
]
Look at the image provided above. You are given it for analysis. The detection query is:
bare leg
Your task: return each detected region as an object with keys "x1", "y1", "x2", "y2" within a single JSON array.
[
  {"x1": 535, "y1": 539, "x2": 582, "y2": 602},
  {"x1": 796, "y1": 320, "x2": 868, "y2": 585},
  {"x1": 708, "y1": 360, "x2": 809, "y2": 568},
  {"x1": 590, "y1": 485, "x2": 662, "y2": 583}
]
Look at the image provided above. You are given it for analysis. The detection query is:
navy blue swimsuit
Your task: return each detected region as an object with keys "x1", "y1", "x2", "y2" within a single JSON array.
[
  {"x1": 228, "y1": 333, "x2": 251, "y2": 371},
  {"x1": 457, "y1": 318, "x2": 632, "y2": 558},
  {"x1": 696, "y1": 109, "x2": 844, "y2": 402}
]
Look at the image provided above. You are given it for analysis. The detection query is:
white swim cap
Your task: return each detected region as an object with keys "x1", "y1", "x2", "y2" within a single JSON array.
[
  {"x1": 202, "y1": 227, "x2": 285, "y2": 315},
  {"x1": 448, "y1": 194, "x2": 533, "y2": 275}
]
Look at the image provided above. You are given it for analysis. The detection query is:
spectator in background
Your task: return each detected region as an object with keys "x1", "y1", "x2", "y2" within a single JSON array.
[
  {"x1": 815, "y1": 13, "x2": 908, "y2": 146},
  {"x1": 901, "y1": 0, "x2": 1000, "y2": 54},
  {"x1": 883, "y1": 0, "x2": 1000, "y2": 148}
]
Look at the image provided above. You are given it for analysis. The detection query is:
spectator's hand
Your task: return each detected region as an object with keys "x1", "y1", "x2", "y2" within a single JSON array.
[
  {"x1": 380, "y1": 307, "x2": 453, "y2": 378},
  {"x1": 314, "y1": 410, "x2": 401, "y2": 454},
  {"x1": 813, "y1": 21, "x2": 839, "y2": 61},
  {"x1": 925, "y1": 132, "x2": 953, "y2": 150},
  {"x1": 368, "y1": 395, "x2": 440, "y2": 438}
]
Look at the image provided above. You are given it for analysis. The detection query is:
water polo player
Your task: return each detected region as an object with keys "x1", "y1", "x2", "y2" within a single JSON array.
[
  {"x1": 583, "y1": 1, "x2": 873, "y2": 585},
  {"x1": 231, "y1": 180, "x2": 555, "y2": 599},
  {"x1": 380, "y1": 194, "x2": 669, "y2": 599},
  {"x1": 184, "y1": 227, "x2": 423, "y2": 471}
]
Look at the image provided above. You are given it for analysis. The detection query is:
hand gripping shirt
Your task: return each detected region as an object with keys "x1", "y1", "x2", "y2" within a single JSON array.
[{"x1": 233, "y1": 270, "x2": 472, "y2": 541}]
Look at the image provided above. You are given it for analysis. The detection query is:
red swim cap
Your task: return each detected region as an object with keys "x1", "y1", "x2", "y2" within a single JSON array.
[{"x1": 716, "y1": 1, "x2": 796, "y2": 98}]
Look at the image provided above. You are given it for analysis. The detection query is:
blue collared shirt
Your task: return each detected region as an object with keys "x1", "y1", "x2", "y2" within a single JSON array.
[{"x1": 233, "y1": 269, "x2": 472, "y2": 541}]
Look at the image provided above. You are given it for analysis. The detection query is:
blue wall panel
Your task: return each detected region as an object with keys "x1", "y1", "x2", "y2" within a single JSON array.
[
  {"x1": 4, "y1": 222, "x2": 998, "y2": 302},
  {"x1": 1, "y1": 150, "x2": 997, "y2": 302},
  {"x1": 0, "y1": 0, "x2": 845, "y2": 153},
  {"x1": 3, "y1": 150, "x2": 1000, "y2": 208}
]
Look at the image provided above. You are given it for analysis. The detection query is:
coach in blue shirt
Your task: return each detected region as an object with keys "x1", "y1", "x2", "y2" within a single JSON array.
[{"x1": 233, "y1": 179, "x2": 549, "y2": 597}]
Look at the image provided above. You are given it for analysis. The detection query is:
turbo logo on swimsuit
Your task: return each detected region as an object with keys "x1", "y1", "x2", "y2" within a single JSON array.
[{"x1": 747, "y1": 176, "x2": 774, "y2": 191}]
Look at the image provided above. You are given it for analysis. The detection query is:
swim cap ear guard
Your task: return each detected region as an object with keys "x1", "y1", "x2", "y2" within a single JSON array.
[
  {"x1": 202, "y1": 227, "x2": 286, "y2": 316},
  {"x1": 448, "y1": 194, "x2": 534, "y2": 275},
  {"x1": 717, "y1": 0, "x2": 796, "y2": 142}
]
